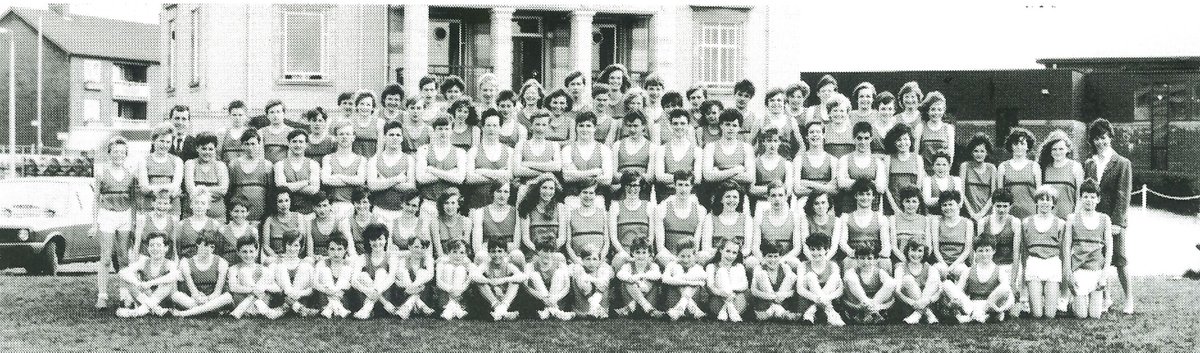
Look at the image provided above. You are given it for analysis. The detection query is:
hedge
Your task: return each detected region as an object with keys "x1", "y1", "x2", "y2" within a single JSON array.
[{"x1": 1132, "y1": 170, "x2": 1200, "y2": 215}]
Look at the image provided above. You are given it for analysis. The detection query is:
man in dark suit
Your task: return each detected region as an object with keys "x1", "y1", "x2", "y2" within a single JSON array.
[
  {"x1": 1083, "y1": 118, "x2": 1133, "y2": 314},
  {"x1": 167, "y1": 105, "x2": 198, "y2": 161}
]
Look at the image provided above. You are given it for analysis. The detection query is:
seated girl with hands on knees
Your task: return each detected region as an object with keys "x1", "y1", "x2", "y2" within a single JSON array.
[
  {"x1": 794, "y1": 233, "x2": 846, "y2": 326},
  {"x1": 615, "y1": 238, "x2": 663, "y2": 318},
  {"x1": 171, "y1": 231, "x2": 234, "y2": 318},
  {"x1": 435, "y1": 239, "x2": 475, "y2": 320},
  {"x1": 570, "y1": 244, "x2": 614, "y2": 319},
  {"x1": 313, "y1": 237, "x2": 361, "y2": 319},
  {"x1": 472, "y1": 241, "x2": 527, "y2": 321},
  {"x1": 117, "y1": 232, "x2": 179, "y2": 318},
  {"x1": 661, "y1": 240, "x2": 709, "y2": 321},
  {"x1": 894, "y1": 240, "x2": 942, "y2": 325},
  {"x1": 943, "y1": 235, "x2": 1015, "y2": 323},
  {"x1": 226, "y1": 235, "x2": 284, "y2": 319},
  {"x1": 707, "y1": 238, "x2": 749, "y2": 322},
  {"x1": 269, "y1": 230, "x2": 320, "y2": 318}
]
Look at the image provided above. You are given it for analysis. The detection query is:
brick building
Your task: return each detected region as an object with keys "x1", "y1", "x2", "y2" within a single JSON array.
[{"x1": 0, "y1": 5, "x2": 163, "y2": 153}]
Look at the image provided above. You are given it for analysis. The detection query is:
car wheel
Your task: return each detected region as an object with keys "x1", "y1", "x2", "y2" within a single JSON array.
[{"x1": 26, "y1": 242, "x2": 59, "y2": 276}]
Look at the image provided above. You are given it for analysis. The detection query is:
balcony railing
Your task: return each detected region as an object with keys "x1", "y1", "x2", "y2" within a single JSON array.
[{"x1": 112, "y1": 81, "x2": 150, "y2": 101}]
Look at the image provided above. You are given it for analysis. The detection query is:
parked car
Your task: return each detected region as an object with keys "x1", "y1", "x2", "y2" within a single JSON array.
[{"x1": 0, "y1": 177, "x2": 98, "y2": 274}]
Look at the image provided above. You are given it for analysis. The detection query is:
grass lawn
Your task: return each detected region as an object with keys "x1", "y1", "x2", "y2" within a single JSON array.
[{"x1": 1, "y1": 209, "x2": 1197, "y2": 352}]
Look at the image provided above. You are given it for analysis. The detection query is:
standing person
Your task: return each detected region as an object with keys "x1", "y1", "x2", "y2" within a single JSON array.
[
  {"x1": 763, "y1": 87, "x2": 803, "y2": 154},
  {"x1": 998, "y1": 128, "x2": 1041, "y2": 219},
  {"x1": 917, "y1": 92, "x2": 956, "y2": 170},
  {"x1": 894, "y1": 240, "x2": 942, "y2": 324},
  {"x1": 228, "y1": 130, "x2": 272, "y2": 222},
  {"x1": 654, "y1": 172, "x2": 705, "y2": 266},
  {"x1": 870, "y1": 92, "x2": 898, "y2": 155},
  {"x1": 803, "y1": 191, "x2": 841, "y2": 262},
  {"x1": 516, "y1": 80, "x2": 545, "y2": 128},
  {"x1": 565, "y1": 180, "x2": 609, "y2": 265},
  {"x1": 731, "y1": 79, "x2": 760, "y2": 143},
  {"x1": 462, "y1": 109, "x2": 514, "y2": 210},
  {"x1": 932, "y1": 191, "x2": 975, "y2": 282},
  {"x1": 471, "y1": 183, "x2": 523, "y2": 265},
  {"x1": 351, "y1": 90, "x2": 386, "y2": 158},
  {"x1": 700, "y1": 109, "x2": 755, "y2": 210},
  {"x1": 445, "y1": 99, "x2": 481, "y2": 151},
  {"x1": 1082, "y1": 118, "x2": 1132, "y2": 314},
  {"x1": 472, "y1": 241, "x2": 526, "y2": 321},
  {"x1": 890, "y1": 186, "x2": 932, "y2": 262},
  {"x1": 116, "y1": 232, "x2": 179, "y2": 318},
  {"x1": 493, "y1": 91, "x2": 527, "y2": 148},
  {"x1": 922, "y1": 152, "x2": 965, "y2": 216},
  {"x1": 749, "y1": 129, "x2": 795, "y2": 214},
  {"x1": 784, "y1": 82, "x2": 811, "y2": 126},
  {"x1": 313, "y1": 238, "x2": 360, "y2": 318},
  {"x1": 335, "y1": 92, "x2": 356, "y2": 125},
  {"x1": 977, "y1": 188, "x2": 1023, "y2": 317},
  {"x1": 699, "y1": 182, "x2": 755, "y2": 265},
  {"x1": 183, "y1": 134, "x2": 228, "y2": 221},
  {"x1": 563, "y1": 71, "x2": 589, "y2": 110},
  {"x1": 367, "y1": 121, "x2": 417, "y2": 229},
  {"x1": 806, "y1": 75, "x2": 838, "y2": 123},
  {"x1": 643, "y1": 75, "x2": 666, "y2": 122},
  {"x1": 650, "y1": 91, "x2": 685, "y2": 144},
  {"x1": 962, "y1": 133, "x2": 998, "y2": 220},
  {"x1": 171, "y1": 232, "x2": 234, "y2": 317},
  {"x1": 610, "y1": 172, "x2": 655, "y2": 270},
  {"x1": 476, "y1": 73, "x2": 500, "y2": 110},
  {"x1": 304, "y1": 108, "x2": 337, "y2": 163},
  {"x1": 570, "y1": 245, "x2": 613, "y2": 319},
  {"x1": 518, "y1": 174, "x2": 568, "y2": 258},
  {"x1": 380, "y1": 83, "x2": 407, "y2": 122},
  {"x1": 793, "y1": 122, "x2": 839, "y2": 204},
  {"x1": 612, "y1": 112, "x2": 655, "y2": 198},
  {"x1": 166, "y1": 105, "x2": 198, "y2": 161},
  {"x1": 219, "y1": 100, "x2": 251, "y2": 163},
  {"x1": 654, "y1": 109, "x2": 703, "y2": 201},
  {"x1": 598, "y1": 64, "x2": 633, "y2": 116},
  {"x1": 512, "y1": 112, "x2": 562, "y2": 194},
  {"x1": 544, "y1": 89, "x2": 576, "y2": 143},
  {"x1": 849, "y1": 82, "x2": 877, "y2": 124},
  {"x1": 837, "y1": 179, "x2": 892, "y2": 260},
  {"x1": 400, "y1": 97, "x2": 432, "y2": 153},
  {"x1": 1064, "y1": 180, "x2": 1115, "y2": 319},
  {"x1": 883, "y1": 124, "x2": 925, "y2": 215},
  {"x1": 275, "y1": 129, "x2": 321, "y2": 215},
  {"x1": 836, "y1": 122, "x2": 886, "y2": 213},
  {"x1": 137, "y1": 126, "x2": 183, "y2": 216},
  {"x1": 560, "y1": 112, "x2": 613, "y2": 207},
  {"x1": 894, "y1": 82, "x2": 924, "y2": 138},
  {"x1": 794, "y1": 233, "x2": 846, "y2": 326},
  {"x1": 591, "y1": 86, "x2": 619, "y2": 144},
  {"x1": 1040, "y1": 131, "x2": 1085, "y2": 219},
  {"x1": 323, "y1": 124, "x2": 369, "y2": 219},
  {"x1": 707, "y1": 238, "x2": 749, "y2": 322},
  {"x1": 259, "y1": 100, "x2": 291, "y2": 164},
  {"x1": 694, "y1": 100, "x2": 725, "y2": 148},
  {"x1": 823, "y1": 94, "x2": 856, "y2": 159},
  {"x1": 93, "y1": 137, "x2": 137, "y2": 309},
  {"x1": 755, "y1": 181, "x2": 805, "y2": 269},
  {"x1": 1016, "y1": 187, "x2": 1066, "y2": 318},
  {"x1": 750, "y1": 242, "x2": 798, "y2": 321},
  {"x1": 415, "y1": 117, "x2": 467, "y2": 218}
]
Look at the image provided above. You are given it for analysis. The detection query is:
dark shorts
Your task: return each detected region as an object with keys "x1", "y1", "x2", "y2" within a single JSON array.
[{"x1": 1111, "y1": 226, "x2": 1127, "y2": 267}]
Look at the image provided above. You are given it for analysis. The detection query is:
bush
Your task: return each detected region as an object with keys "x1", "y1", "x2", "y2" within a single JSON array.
[{"x1": 1132, "y1": 170, "x2": 1200, "y2": 215}]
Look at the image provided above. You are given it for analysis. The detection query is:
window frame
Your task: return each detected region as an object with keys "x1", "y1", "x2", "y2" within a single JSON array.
[
  {"x1": 693, "y1": 21, "x2": 745, "y2": 89},
  {"x1": 189, "y1": 7, "x2": 201, "y2": 88},
  {"x1": 167, "y1": 18, "x2": 177, "y2": 92},
  {"x1": 279, "y1": 9, "x2": 329, "y2": 84}
]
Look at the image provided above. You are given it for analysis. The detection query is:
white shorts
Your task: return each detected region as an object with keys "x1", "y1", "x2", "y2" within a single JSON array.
[
  {"x1": 1072, "y1": 269, "x2": 1103, "y2": 296},
  {"x1": 1024, "y1": 257, "x2": 1063, "y2": 282},
  {"x1": 97, "y1": 209, "x2": 133, "y2": 234},
  {"x1": 331, "y1": 202, "x2": 355, "y2": 221},
  {"x1": 373, "y1": 208, "x2": 405, "y2": 232}
]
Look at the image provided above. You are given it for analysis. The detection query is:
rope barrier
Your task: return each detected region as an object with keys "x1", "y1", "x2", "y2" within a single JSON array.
[{"x1": 1143, "y1": 188, "x2": 1200, "y2": 201}]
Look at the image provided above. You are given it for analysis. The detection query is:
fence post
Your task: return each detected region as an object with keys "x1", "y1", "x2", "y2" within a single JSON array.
[{"x1": 1141, "y1": 184, "x2": 1148, "y2": 214}]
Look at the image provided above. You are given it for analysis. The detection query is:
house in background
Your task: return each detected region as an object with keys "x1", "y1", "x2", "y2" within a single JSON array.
[
  {"x1": 162, "y1": 3, "x2": 807, "y2": 132},
  {"x1": 0, "y1": 4, "x2": 163, "y2": 153}
]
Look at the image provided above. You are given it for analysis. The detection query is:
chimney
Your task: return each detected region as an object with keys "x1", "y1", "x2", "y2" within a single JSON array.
[{"x1": 49, "y1": 3, "x2": 69, "y2": 16}]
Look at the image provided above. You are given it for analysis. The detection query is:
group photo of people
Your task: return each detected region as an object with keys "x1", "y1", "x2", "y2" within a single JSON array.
[{"x1": 91, "y1": 66, "x2": 1134, "y2": 326}]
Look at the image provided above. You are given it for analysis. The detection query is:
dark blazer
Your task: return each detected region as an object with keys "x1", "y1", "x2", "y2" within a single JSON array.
[
  {"x1": 170, "y1": 135, "x2": 198, "y2": 162},
  {"x1": 1084, "y1": 153, "x2": 1132, "y2": 228}
]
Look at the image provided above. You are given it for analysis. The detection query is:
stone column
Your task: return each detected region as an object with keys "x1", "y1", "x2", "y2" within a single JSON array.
[
  {"x1": 491, "y1": 7, "x2": 515, "y2": 90},
  {"x1": 403, "y1": 4, "x2": 429, "y2": 94},
  {"x1": 651, "y1": 6, "x2": 678, "y2": 89}
]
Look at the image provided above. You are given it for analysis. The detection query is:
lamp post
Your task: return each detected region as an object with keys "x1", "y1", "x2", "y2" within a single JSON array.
[{"x1": 0, "y1": 28, "x2": 14, "y2": 178}]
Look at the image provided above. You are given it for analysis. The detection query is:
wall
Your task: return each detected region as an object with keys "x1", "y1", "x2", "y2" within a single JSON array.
[{"x1": 0, "y1": 13, "x2": 71, "y2": 149}]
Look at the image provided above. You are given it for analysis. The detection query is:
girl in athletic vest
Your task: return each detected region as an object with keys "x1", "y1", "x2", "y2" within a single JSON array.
[
  {"x1": 661, "y1": 241, "x2": 708, "y2": 320},
  {"x1": 707, "y1": 238, "x2": 748, "y2": 322},
  {"x1": 750, "y1": 242, "x2": 798, "y2": 321},
  {"x1": 472, "y1": 241, "x2": 526, "y2": 321},
  {"x1": 117, "y1": 232, "x2": 178, "y2": 318},
  {"x1": 472, "y1": 182, "x2": 523, "y2": 265},
  {"x1": 1064, "y1": 180, "x2": 1113, "y2": 319},
  {"x1": 894, "y1": 240, "x2": 942, "y2": 324},
  {"x1": 794, "y1": 233, "x2": 846, "y2": 326},
  {"x1": 615, "y1": 238, "x2": 663, "y2": 318},
  {"x1": 570, "y1": 245, "x2": 613, "y2": 319},
  {"x1": 943, "y1": 235, "x2": 1015, "y2": 323},
  {"x1": 275, "y1": 129, "x2": 320, "y2": 215},
  {"x1": 171, "y1": 232, "x2": 233, "y2": 317},
  {"x1": 93, "y1": 137, "x2": 136, "y2": 309},
  {"x1": 313, "y1": 237, "x2": 360, "y2": 318},
  {"x1": 435, "y1": 239, "x2": 474, "y2": 320},
  {"x1": 1017, "y1": 187, "x2": 1066, "y2": 318},
  {"x1": 654, "y1": 172, "x2": 705, "y2": 266}
]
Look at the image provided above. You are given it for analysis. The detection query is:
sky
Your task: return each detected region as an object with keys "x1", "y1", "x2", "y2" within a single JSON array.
[{"x1": 3, "y1": 0, "x2": 1198, "y2": 71}]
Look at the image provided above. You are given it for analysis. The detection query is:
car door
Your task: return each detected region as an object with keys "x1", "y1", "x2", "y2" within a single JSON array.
[{"x1": 63, "y1": 183, "x2": 99, "y2": 261}]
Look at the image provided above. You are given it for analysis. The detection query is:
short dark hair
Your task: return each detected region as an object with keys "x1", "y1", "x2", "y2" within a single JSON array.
[
  {"x1": 806, "y1": 232, "x2": 831, "y2": 250},
  {"x1": 763, "y1": 88, "x2": 785, "y2": 106},
  {"x1": 381, "y1": 84, "x2": 405, "y2": 102},
  {"x1": 991, "y1": 188, "x2": 1014, "y2": 204},
  {"x1": 495, "y1": 90, "x2": 517, "y2": 105},
  {"x1": 718, "y1": 108, "x2": 743, "y2": 126},
  {"x1": 1006, "y1": 127, "x2": 1035, "y2": 153},
  {"x1": 1087, "y1": 118, "x2": 1115, "y2": 153},
  {"x1": 194, "y1": 133, "x2": 219, "y2": 148},
  {"x1": 938, "y1": 190, "x2": 963, "y2": 206},
  {"x1": 227, "y1": 100, "x2": 247, "y2": 113},
  {"x1": 734, "y1": 79, "x2": 756, "y2": 97},
  {"x1": 440, "y1": 75, "x2": 466, "y2": 94},
  {"x1": 1080, "y1": 178, "x2": 1100, "y2": 196},
  {"x1": 873, "y1": 91, "x2": 896, "y2": 109},
  {"x1": 543, "y1": 88, "x2": 574, "y2": 112},
  {"x1": 883, "y1": 124, "x2": 914, "y2": 155},
  {"x1": 966, "y1": 133, "x2": 994, "y2": 162},
  {"x1": 661, "y1": 91, "x2": 684, "y2": 108}
]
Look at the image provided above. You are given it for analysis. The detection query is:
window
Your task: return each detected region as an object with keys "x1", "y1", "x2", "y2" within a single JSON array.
[
  {"x1": 281, "y1": 10, "x2": 326, "y2": 80},
  {"x1": 190, "y1": 8, "x2": 200, "y2": 86},
  {"x1": 694, "y1": 22, "x2": 744, "y2": 87},
  {"x1": 84, "y1": 60, "x2": 102, "y2": 83},
  {"x1": 113, "y1": 64, "x2": 149, "y2": 83},
  {"x1": 167, "y1": 19, "x2": 177, "y2": 90},
  {"x1": 116, "y1": 101, "x2": 148, "y2": 121},
  {"x1": 83, "y1": 99, "x2": 100, "y2": 122}
]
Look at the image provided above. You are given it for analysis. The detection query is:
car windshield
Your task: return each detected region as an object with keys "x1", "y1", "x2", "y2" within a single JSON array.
[{"x1": 0, "y1": 182, "x2": 71, "y2": 218}]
